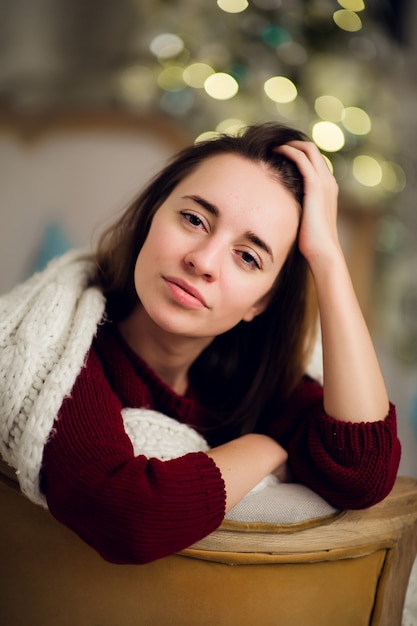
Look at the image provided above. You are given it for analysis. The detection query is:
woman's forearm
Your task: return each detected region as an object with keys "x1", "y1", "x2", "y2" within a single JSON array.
[
  {"x1": 311, "y1": 248, "x2": 389, "y2": 423},
  {"x1": 206, "y1": 434, "x2": 288, "y2": 511},
  {"x1": 274, "y1": 141, "x2": 390, "y2": 424}
]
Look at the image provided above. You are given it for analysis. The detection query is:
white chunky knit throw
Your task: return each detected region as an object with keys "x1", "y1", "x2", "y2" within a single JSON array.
[
  {"x1": 0, "y1": 248, "x2": 327, "y2": 521},
  {"x1": 0, "y1": 250, "x2": 106, "y2": 506}
]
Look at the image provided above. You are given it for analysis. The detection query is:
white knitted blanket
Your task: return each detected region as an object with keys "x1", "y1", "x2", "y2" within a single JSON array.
[
  {"x1": 0, "y1": 250, "x2": 106, "y2": 505},
  {"x1": 122, "y1": 407, "x2": 210, "y2": 459}
]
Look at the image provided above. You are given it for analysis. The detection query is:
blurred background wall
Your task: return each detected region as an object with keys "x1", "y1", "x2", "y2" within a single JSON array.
[{"x1": 0, "y1": 0, "x2": 416, "y2": 477}]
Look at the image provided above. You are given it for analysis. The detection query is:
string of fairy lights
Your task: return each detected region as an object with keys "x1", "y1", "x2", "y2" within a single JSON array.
[{"x1": 116, "y1": 0, "x2": 406, "y2": 209}]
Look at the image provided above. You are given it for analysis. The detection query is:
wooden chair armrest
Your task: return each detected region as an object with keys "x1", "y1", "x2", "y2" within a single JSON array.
[
  {"x1": 189, "y1": 476, "x2": 417, "y2": 558},
  {"x1": 187, "y1": 476, "x2": 417, "y2": 626}
]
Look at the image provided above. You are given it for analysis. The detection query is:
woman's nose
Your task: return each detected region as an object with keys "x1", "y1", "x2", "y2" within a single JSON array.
[{"x1": 183, "y1": 244, "x2": 220, "y2": 281}]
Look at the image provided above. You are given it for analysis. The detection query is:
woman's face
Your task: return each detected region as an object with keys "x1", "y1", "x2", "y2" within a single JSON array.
[{"x1": 134, "y1": 153, "x2": 300, "y2": 340}]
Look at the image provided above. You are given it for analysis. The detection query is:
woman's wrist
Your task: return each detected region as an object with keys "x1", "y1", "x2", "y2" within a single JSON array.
[
  {"x1": 303, "y1": 240, "x2": 345, "y2": 277},
  {"x1": 242, "y1": 433, "x2": 288, "y2": 474},
  {"x1": 206, "y1": 434, "x2": 287, "y2": 511}
]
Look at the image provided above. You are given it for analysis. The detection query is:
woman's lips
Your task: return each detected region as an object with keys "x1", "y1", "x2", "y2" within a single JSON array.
[{"x1": 163, "y1": 277, "x2": 208, "y2": 309}]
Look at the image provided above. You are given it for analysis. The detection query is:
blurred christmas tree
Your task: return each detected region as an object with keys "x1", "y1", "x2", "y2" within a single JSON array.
[
  {"x1": 0, "y1": 0, "x2": 411, "y2": 209},
  {"x1": 108, "y1": 0, "x2": 409, "y2": 211}
]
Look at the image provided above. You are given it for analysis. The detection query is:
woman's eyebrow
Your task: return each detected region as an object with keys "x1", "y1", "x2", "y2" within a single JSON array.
[
  {"x1": 245, "y1": 231, "x2": 274, "y2": 262},
  {"x1": 182, "y1": 194, "x2": 274, "y2": 262},
  {"x1": 182, "y1": 194, "x2": 220, "y2": 217}
]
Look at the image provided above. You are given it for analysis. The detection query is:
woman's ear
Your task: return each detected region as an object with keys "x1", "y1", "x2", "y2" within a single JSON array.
[{"x1": 242, "y1": 293, "x2": 271, "y2": 323}]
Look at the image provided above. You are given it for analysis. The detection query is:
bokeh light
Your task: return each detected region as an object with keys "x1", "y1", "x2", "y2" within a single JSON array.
[
  {"x1": 183, "y1": 63, "x2": 214, "y2": 88},
  {"x1": 157, "y1": 66, "x2": 185, "y2": 91},
  {"x1": 323, "y1": 155, "x2": 334, "y2": 173},
  {"x1": 261, "y1": 25, "x2": 292, "y2": 47},
  {"x1": 195, "y1": 130, "x2": 220, "y2": 143},
  {"x1": 150, "y1": 33, "x2": 184, "y2": 59},
  {"x1": 337, "y1": 0, "x2": 365, "y2": 11},
  {"x1": 315, "y1": 95, "x2": 344, "y2": 122},
  {"x1": 216, "y1": 118, "x2": 246, "y2": 135},
  {"x1": 275, "y1": 97, "x2": 308, "y2": 121},
  {"x1": 333, "y1": 10, "x2": 362, "y2": 32},
  {"x1": 204, "y1": 72, "x2": 239, "y2": 100},
  {"x1": 312, "y1": 121, "x2": 345, "y2": 152},
  {"x1": 217, "y1": 0, "x2": 249, "y2": 13},
  {"x1": 118, "y1": 65, "x2": 157, "y2": 105},
  {"x1": 264, "y1": 76, "x2": 297, "y2": 103},
  {"x1": 342, "y1": 106, "x2": 371, "y2": 135},
  {"x1": 353, "y1": 155, "x2": 383, "y2": 186},
  {"x1": 380, "y1": 161, "x2": 406, "y2": 192}
]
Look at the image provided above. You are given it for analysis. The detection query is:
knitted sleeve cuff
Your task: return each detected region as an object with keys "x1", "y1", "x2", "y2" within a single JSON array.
[{"x1": 317, "y1": 401, "x2": 398, "y2": 464}]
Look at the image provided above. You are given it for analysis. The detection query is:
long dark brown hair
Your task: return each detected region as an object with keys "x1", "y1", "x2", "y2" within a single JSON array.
[{"x1": 92, "y1": 123, "x2": 318, "y2": 444}]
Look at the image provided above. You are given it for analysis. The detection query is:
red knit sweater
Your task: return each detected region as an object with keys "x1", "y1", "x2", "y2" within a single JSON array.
[{"x1": 41, "y1": 322, "x2": 401, "y2": 565}]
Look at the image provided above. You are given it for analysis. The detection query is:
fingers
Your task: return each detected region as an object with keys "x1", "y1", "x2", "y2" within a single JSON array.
[
  {"x1": 274, "y1": 142, "x2": 339, "y2": 199},
  {"x1": 274, "y1": 141, "x2": 334, "y2": 178},
  {"x1": 274, "y1": 140, "x2": 322, "y2": 162}
]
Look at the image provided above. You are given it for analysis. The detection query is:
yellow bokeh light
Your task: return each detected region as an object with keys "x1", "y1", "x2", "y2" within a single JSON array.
[
  {"x1": 275, "y1": 97, "x2": 308, "y2": 122},
  {"x1": 380, "y1": 161, "x2": 406, "y2": 193},
  {"x1": 353, "y1": 155, "x2": 382, "y2": 187},
  {"x1": 119, "y1": 66, "x2": 156, "y2": 105},
  {"x1": 204, "y1": 72, "x2": 239, "y2": 100},
  {"x1": 342, "y1": 106, "x2": 371, "y2": 135},
  {"x1": 333, "y1": 10, "x2": 362, "y2": 32},
  {"x1": 119, "y1": 66, "x2": 154, "y2": 94},
  {"x1": 157, "y1": 66, "x2": 185, "y2": 91},
  {"x1": 217, "y1": 0, "x2": 249, "y2": 13},
  {"x1": 195, "y1": 131, "x2": 220, "y2": 143},
  {"x1": 216, "y1": 118, "x2": 246, "y2": 135},
  {"x1": 322, "y1": 155, "x2": 334, "y2": 173},
  {"x1": 315, "y1": 95, "x2": 344, "y2": 122},
  {"x1": 150, "y1": 33, "x2": 184, "y2": 59},
  {"x1": 183, "y1": 63, "x2": 214, "y2": 88},
  {"x1": 264, "y1": 76, "x2": 297, "y2": 103},
  {"x1": 337, "y1": 0, "x2": 365, "y2": 11},
  {"x1": 312, "y1": 121, "x2": 345, "y2": 152}
]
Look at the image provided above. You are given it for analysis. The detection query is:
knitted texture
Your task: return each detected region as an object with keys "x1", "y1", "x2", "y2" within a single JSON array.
[
  {"x1": 0, "y1": 250, "x2": 106, "y2": 506},
  {"x1": 225, "y1": 480, "x2": 337, "y2": 523},
  {"x1": 121, "y1": 407, "x2": 338, "y2": 523},
  {"x1": 122, "y1": 407, "x2": 210, "y2": 459}
]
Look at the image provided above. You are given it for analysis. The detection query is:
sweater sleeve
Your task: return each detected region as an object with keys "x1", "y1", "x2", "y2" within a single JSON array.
[
  {"x1": 265, "y1": 377, "x2": 401, "y2": 510},
  {"x1": 40, "y1": 350, "x2": 226, "y2": 565}
]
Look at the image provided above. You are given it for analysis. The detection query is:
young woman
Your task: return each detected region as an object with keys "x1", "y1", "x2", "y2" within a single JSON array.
[{"x1": 0, "y1": 123, "x2": 401, "y2": 565}]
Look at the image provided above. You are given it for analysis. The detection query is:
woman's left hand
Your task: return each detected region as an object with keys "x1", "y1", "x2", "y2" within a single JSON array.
[
  {"x1": 276, "y1": 140, "x2": 390, "y2": 424},
  {"x1": 274, "y1": 141, "x2": 340, "y2": 267}
]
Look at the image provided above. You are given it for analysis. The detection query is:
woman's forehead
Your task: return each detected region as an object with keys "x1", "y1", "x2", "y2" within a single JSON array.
[{"x1": 177, "y1": 153, "x2": 283, "y2": 192}]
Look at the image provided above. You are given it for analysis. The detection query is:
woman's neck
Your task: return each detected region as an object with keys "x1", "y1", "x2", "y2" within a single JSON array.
[{"x1": 117, "y1": 305, "x2": 211, "y2": 395}]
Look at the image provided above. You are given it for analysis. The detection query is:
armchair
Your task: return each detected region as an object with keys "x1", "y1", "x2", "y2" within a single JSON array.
[{"x1": 0, "y1": 461, "x2": 416, "y2": 626}]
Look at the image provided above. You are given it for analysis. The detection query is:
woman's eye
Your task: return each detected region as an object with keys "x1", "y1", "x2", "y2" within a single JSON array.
[
  {"x1": 180, "y1": 211, "x2": 206, "y2": 230},
  {"x1": 238, "y1": 250, "x2": 261, "y2": 270}
]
